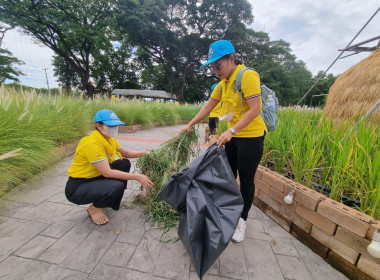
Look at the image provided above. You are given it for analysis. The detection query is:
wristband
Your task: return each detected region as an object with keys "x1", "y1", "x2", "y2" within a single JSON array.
[{"x1": 229, "y1": 128, "x2": 236, "y2": 135}]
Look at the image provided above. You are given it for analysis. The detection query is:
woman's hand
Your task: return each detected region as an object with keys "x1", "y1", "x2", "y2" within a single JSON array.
[
  {"x1": 216, "y1": 129, "x2": 234, "y2": 148},
  {"x1": 180, "y1": 123, "x2": 192, "y2": 135},
  {"x1": 137, "y1": 174, "x2": 154, "y2": 190}
]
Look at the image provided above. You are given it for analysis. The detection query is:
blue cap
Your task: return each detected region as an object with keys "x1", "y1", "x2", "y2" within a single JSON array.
[
  {"x1": 94, "y1": 109, "x2": 125, "y2": 126},
  {"x1": 211, "y1": 83, "x2": 217, "y2": 90},
  {"x1": 200, "y1": 40, "x2": 235, "y2": 69}
]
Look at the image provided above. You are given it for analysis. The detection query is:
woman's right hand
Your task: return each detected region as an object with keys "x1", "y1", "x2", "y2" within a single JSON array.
[
  {"x1": 137, "y1": 174, "x2": 154, "y2": 190},
  {"x1": 180, "y1": 123, "x2": 192, "y2": 135}
]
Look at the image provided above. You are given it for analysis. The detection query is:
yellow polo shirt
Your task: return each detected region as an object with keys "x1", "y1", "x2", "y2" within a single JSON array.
[
  {"x1": 68, "y1": 135, "x2": 121, "y2": 178},
  {"x1": 210, "y1": 65, "x2": 267, "y2": 137}
]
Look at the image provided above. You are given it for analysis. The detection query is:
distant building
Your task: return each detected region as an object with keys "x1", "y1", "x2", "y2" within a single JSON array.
[{"x1": 111, "y1": 89, "x2": 176, "y2": 101}]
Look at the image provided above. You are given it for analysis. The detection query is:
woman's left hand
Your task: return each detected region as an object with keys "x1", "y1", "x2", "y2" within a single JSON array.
[{"x1": 217, "y1": 130, "x2": 233, "y2": 148}]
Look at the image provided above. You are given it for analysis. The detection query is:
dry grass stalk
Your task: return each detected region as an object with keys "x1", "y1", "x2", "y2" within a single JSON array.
[{"x1": 324, "y1": 49, "x2": 380, "y2": 124}]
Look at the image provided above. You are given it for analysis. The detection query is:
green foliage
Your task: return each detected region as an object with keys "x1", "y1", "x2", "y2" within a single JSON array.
[
  {"x1": 0, "y1": 86, "x2": 201, "y2": 196},
  {"x1": 263, "y1": 108, "x2": 380, "y2": 219},
  {"x1": 0, "y1": 0, "x2": 117, "y2": 97},
  {"x1": 136, "y1": 129, "x2": 200, "y2": 231},
  {"x1": 0, "y1": 48, "x2": 24, "y2": 83}
]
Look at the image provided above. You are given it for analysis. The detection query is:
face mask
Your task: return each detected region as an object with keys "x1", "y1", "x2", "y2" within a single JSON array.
[
  {"x1": 218, "y1": 112, "x2": 234, "y2": 121},
  {"x1": 102, "y1": 125, "x2": 118, "y2": 137}
]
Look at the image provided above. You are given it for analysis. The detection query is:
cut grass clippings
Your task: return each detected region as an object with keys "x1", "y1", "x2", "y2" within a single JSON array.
[{"x1": 135, "y1": 129, "x2": 200, "y2": 231}]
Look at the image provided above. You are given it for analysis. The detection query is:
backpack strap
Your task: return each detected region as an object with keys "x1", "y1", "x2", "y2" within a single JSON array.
[{"x1": 235, "y1": 67, "x2": 251, "y2": 117}]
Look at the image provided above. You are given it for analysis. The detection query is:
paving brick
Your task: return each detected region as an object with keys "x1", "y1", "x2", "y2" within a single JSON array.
[
  {"x1": 290, "y1": 224, "x2": 329, "y2": 259},
  {"x1": 335, "y1": 226, "x2": 380, "y2": 265},
  {"x1": 261, "y1": 172, "x2": 286, "y2": 193},
  {"x1": 280, "y1": 204, "x2": 312, "y2": 233},
  {"x1": 242, "y1": 239, "x2": 284, "y2": 280},
  {"x1": 153, "y1": 241, "x2": 191, "y2": 279},
  {"x1": 0, "y1": 220, "x2": 48, "y2": 262},
  {"x1": 327, "y1": 251, "x2": 374, "y2": 280},
  {"x1": 255, "y1": 178, "x2": 270, "y2": 194},
  {"x1": 40, "y1": 220, "x2": 76, "y2": 239},
  {"x1": 88, "y1": 262, "x2": 152, "y2": 280},
  {"x1": 101, "y1": 242, "x2": 136, "y2": 268},
  {"x1": 357, "y1": 255, "x2": 380, "y2": 280},
  {"x1": 296, "y1": 203, "x2": 337, "y2": 235},
  {"x1": 311, "y1": 226, "x2": 360, "y2": 264},
  {"x1": 0, "y1": 256, "x2": 87, "y2": 280},
  {"x1": 14, "y1": 235, "x2": 57, "y2": 259},
  {"x1": 219, "y1": 242, "x2": 248, "y2": 280},
  {"x1": 258, "y1": 190, "x2": 281, "y2": 212},
  {"x1": 61, "y1": 229, "x2": 117, "y2": 273},
  {"x1": 276, "y1": 254, "x2": 312, "y2": 280},
  {"x1": 265, "y1": 207, "x2": 291, "y2": 232},
  {"x1": 317, "y1": 200, "x2": 370, "y2": 238},
  {"x1": 38, "y1": 224, "x2": 93, "y2": 264},
  {"x1": 270, "y1": 237, "x2": 299, "y2": 257},
  {"x1": 127, "y1": 228, "x2": 163, "y2": 274},
  {"x1": 284, "y1": 183, "x2": 321, "y2": 211}
]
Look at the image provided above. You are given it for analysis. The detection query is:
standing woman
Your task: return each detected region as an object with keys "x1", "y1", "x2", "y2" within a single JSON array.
[
  {"x1": 181, "y1": 40, "x2": 267, "y2": 242},
  {"x1": 65, "y1": 109, "x2": 154, "y2": 225}
]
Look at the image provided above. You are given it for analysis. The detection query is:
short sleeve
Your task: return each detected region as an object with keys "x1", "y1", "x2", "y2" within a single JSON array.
[
  {"x1": 210, "y1": 83, "x2": 222, "y2": 102},
  {"x1": 81, "y1": 142, "x2": 107, "y2": 163},
  {"x1": 241, "y1": 70, "x2": 261, "y2": 99}
]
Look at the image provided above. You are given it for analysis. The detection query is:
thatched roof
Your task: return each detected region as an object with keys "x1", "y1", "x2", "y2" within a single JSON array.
[
  {"x1": 111, "y1": 89, "x2": 176, "y2": 100},
  {"x1": 323, "y1": 50, "x2": 380, "y2": 124}
]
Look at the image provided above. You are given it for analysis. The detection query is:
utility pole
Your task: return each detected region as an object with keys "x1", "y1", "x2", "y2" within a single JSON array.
[{"x1": 42, "y1": 66, "x2": 50, "y2": 95}]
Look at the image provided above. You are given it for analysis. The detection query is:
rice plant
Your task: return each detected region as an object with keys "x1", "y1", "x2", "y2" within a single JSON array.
[{"x1": 263, "y1": 108, "x2": 380, "y2": 219}]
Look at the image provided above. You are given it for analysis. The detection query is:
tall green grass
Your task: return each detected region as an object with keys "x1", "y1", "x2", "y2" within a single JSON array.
[
  {"x1": 263, "y1": 108, "x2": 380, "y2": 219},
  {"x1": 0, "y1": 87, "x2": 200, "y2": 196}
]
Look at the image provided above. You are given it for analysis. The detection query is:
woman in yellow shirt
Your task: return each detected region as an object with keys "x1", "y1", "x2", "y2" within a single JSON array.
[
  {"x1": 181, "y1": 40, "x2": 266, "y2": 242},
  {"x1": 65, "y1": 109, "x2": 154, "y2": 225}
]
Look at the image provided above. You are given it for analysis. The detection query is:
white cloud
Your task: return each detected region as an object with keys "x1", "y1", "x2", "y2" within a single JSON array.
[
  {"x1": 249, "y1": 0, "x2": 380, "y2": 75},
  {"x1": 2, "y1": 28, "x2": 58, "y2": 88}
]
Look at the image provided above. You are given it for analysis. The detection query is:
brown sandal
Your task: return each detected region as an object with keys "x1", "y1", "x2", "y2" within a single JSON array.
[{"x1": 87, "y1": 207, "x2": 109, "y2": 226}]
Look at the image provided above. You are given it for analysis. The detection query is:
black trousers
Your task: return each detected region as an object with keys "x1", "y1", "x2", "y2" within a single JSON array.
[
  {"x1": 208, "y1": 117, "x2": 219, "y2": 135},
  {"x1": 225, "y1": 135, "x2": 265, "y2": 220},
  {"x1": 65, "y1": 158, "x2": 131, "y2": 210}
]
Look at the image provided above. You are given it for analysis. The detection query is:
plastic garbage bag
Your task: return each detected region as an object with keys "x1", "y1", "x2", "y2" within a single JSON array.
[{"x1": 158, "y1": 144, "x2": 243, "y2": 279}]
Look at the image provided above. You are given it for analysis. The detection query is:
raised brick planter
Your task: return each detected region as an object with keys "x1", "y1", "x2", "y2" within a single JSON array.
[{"x1": 254, "y1": 166, "x2": 380, "y2": 280}]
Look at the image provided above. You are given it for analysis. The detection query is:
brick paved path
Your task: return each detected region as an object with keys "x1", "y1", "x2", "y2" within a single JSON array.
[{"x1": 0, "y1": 125, "x2": 348, "y2": 280}]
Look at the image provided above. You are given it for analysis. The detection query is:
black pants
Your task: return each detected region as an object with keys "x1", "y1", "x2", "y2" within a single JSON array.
[
  {"x1": 208, "y1": 117, "x2": 219, "y2": 135},
  {"x1": 225, "y1": 135, "x2": 265, "y2": 220},
  {"x1": 65, "y1": 158, "x2": 131, "y2": 210}
]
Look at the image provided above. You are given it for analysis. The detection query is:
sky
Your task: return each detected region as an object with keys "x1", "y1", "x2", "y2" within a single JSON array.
[{"x1": 2, "y1": 0, "x2": 380, "y2": 89}]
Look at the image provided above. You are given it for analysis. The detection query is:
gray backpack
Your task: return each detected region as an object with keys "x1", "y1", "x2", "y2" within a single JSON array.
[{"x1": 235, "y1": 67, "x2": 279, "y2": 131}]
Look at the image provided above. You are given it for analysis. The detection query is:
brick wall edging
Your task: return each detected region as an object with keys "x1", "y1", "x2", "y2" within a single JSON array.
[{"x1": 254, "y1": 165, "x2": 380, "y2": 280}]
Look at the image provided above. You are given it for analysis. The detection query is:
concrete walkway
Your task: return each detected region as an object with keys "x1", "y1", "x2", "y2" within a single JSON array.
[{"x1": 0, "y1": 125, "x2": 349, "y2": 280}]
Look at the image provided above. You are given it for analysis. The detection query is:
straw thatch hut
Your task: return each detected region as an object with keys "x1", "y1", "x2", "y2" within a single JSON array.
[{"x1": 324, "y1": 49, "x2": 380, "y2": 124}]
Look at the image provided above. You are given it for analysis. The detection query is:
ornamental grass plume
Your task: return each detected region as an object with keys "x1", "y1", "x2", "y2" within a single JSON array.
[{"x1": 135, "y1": 129, "x2": 199, "y2": 231}]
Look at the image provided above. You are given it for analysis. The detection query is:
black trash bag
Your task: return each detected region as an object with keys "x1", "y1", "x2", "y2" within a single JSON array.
[{"x1": 158, "y1": 144, "x2": 243, "y2": 279}]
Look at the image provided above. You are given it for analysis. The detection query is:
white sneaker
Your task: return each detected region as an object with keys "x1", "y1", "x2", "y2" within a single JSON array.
[{"x1": 232, "y1": 218, "x2": 246, "y2": 242}]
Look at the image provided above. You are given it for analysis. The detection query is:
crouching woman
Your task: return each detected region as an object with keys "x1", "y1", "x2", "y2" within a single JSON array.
[{"x1": 65, "y1": 109, "x2": 154, "y2": 225}]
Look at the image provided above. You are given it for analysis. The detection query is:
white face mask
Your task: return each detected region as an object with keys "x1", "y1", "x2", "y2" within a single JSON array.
[
  {"x1": 218, "y1": 112, "x2": 234, "y2": 121},
  {"x1": 102, "y1": 125, "x2": 118, "y2": 137}
]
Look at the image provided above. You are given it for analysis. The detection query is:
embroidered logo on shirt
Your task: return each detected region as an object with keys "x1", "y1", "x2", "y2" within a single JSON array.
[{"x1": 96, "y1": 154, "x2": 102, "y2": 157}]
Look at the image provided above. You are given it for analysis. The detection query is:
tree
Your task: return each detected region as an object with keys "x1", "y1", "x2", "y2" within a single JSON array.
[
  {"x1": 0, "y1": 24, "x2": 24, "y2": 84},
  {"x1": 0, "y1": 0, "x2": 116, "y2": 98},
  {"x1": 52, "y1": 55, "x2": 80, "y2": 92},
  {"x1": 117, "y1": 0, "x2": 253, "y2": 102},
  {"x1": 306, "y1": 71, "x2": 337, "y2": 107},
  {"x1": 91, "y1": 41, "x2": 141, "y2": 91},
  {"x1": 0, "y1": 48, "x2": 24, "y2": 83}
]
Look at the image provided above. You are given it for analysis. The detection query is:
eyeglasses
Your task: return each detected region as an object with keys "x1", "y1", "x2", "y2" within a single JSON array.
[{"x1": 210, "y1": 61, "x2": 224, "y2": 72}]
